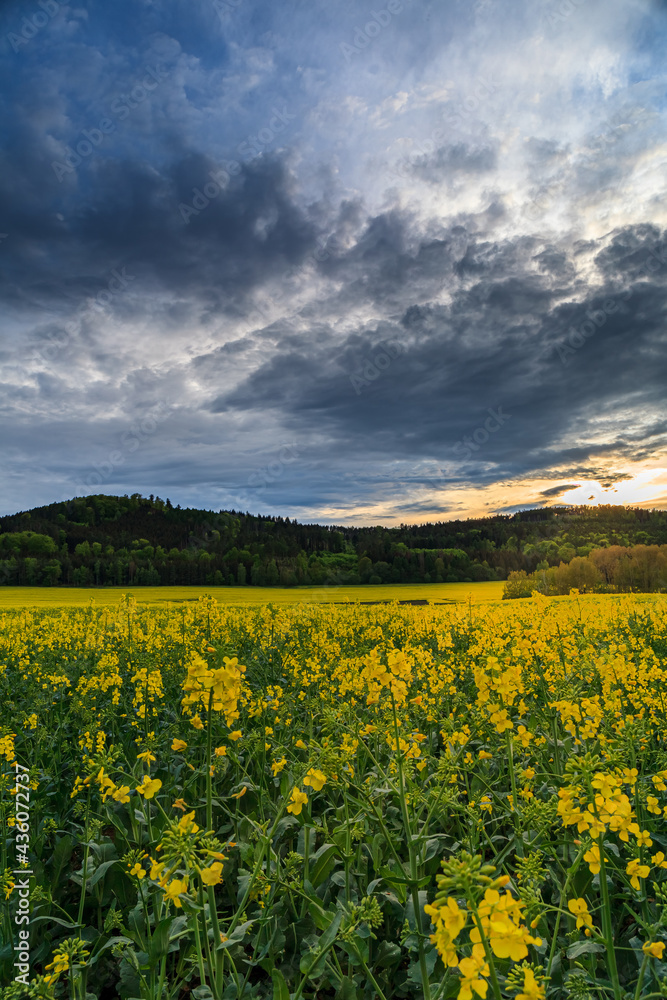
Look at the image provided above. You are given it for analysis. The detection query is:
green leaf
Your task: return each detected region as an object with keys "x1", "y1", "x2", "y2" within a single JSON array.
[
  {"x1": 374, "y1": 940, "x2": 402, "y2": 967},
  {"x1": 299, "y1": 911, "x2": 343, "y2": 978},
  {"x1": 96, "y1": 935, "x2": 136, "y2": 956},
  {"x1": 29, "y1": 915, "x2": 82, "y2": 930},
  {"x1": 147, "y1": 917, "x2": 173, "y2": 967},
  {"x1": 271, "y1": 969, "x2": 290, "y2": 1000},
  {"x1": 316, "y1": 909, "x2": 343, "y2": 953},
  {"x1": 88, "y1": 858, "x2": 117, "y2": 888},
  {"x1": 310, "y1": 843, "x2": 339, "y2": 887},
  {"x1": 50, "y1": 834, "x2": 73, "y2": 891},
  {"x1": 216, "y1": 920, "x2": 255, "y2": 951},
  {"x1": 335, "y1": 975, "x2": 358, "y2": 1000},
  {"x1": 422, "y1": 838, "x2": 443, "y2": 863},
  {"x1": 309, "y1": 900, "x2": 336, "y2": 931},
  {"x1": 566, "y1": 940, "x2": 606, "y2": 959}
]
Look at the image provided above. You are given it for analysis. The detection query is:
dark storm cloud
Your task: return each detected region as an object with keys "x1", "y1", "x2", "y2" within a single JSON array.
[
  {"x1": 410, "y1": 141, "x2": 498, "y2": 184},
  {"x1": 0, "y1": 151, "x2": 319, "y2": 316},
  {"x1": 540, "y1": 484, "x2": 581, "y2": 498},
  {"x1": 201, "y1": 215, "x2": 667, "y2": 486}
]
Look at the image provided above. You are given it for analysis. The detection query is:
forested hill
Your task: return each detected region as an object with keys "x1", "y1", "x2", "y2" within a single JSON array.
[{"x1": 0, "y1": 493, "x2": 666, "y2": 588}]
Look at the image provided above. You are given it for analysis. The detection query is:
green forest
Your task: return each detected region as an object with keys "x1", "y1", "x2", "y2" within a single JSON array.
[{"x1": 1, "y1": 493, "x2": 666, "y2": 590}]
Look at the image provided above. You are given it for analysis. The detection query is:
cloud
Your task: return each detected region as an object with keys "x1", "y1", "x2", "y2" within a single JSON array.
[
  {"x1": 1, "y1": 0, "x2": 666, "y2": 520},
  {"x1": 540, "y1": 484, "x2": 581, "y2": 498}
]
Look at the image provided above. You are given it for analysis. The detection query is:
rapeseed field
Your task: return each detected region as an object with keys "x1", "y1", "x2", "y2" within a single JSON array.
[
  {"x1": 2, "y1": 592, "x2": 667, "y2": 999},
  {"x1": 0, "y1": 581, "x2": 504, "y2": 610}
]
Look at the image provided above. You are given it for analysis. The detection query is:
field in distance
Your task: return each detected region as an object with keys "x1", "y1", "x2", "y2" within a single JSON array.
[{"x1": 0, "y1": 580, "x2": 505, "y2": 608}]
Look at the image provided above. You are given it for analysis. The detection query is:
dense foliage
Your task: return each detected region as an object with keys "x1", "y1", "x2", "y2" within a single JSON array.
[
  {"x1": 2, "y1": 592, "x2": 667, "y2": 1000},
  {"x1": 1, "y1": 494, "x2": 667, "y2": 588},
  {"x1": 503, "y1": 543, "x2": 667, "y2": 598}
]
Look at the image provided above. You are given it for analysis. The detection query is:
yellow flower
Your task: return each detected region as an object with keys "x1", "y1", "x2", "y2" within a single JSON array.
[
  {"x1": 271, "y1": 757, "x2": 287, "y2": 776},
  {"x1": 652, "y1": 851, "x2": 667, "y2": 869},
  {"x1": 642, "y1": 941, "x2": 665, "y2": 959},
  {"x1": 177, "y1": 810, "x2": 200, "y2": 834},
  {"x1": 228, "y1": 731, "x2": 243, "y2": 741},
  {"x1": 287, "y1": 787, "x2": 308, "y2": 816},
  {"x1": 231, "y1": 786, "x2": 247, "y2": 800},
  {"x1": 171, "y1": 739, "x2": 188, "y2": 751},
  {"x1": 201, "y1": 862, "x2": 224, "y2": 886},
  {"x1": 164, "y1": 878, "x2": 188, "y2": 907},
  {"x1": 150, "y1": 859, "x2": 166, "y2": 882},
  {"x1": 214, "y1": 746, "x2": 227, "y2": 757},
  {"x1": 636, "y1": 829, "x2": 653, "y2": 848},
  {"x1": 137, "y1": 750, "x2": 156, "y2": 764},
  {"x1": 626, "y1": 858, "x2": 650, "y2": 890},
  {"x1": 172, "y1": 798, "x2": 189, "y2": 811},
  {"x1": 136, "y1": 776, "x2": 162, "y2": 800},
  {"x1": 111, "y1": 785, "x2": 131, "y2": 803},
  {"x1": 303, "y1": 767, "x2": 327, "y2": 791},
  {"x1": 584, "y1": 844, "x2": 601, "y2": 875},
  {"x1": 478, "y1": 750, "x2": 493, "y2": 760},
  {"x1": 190, "y1": 714, "x2": 204, "y2": 730},
  {"x1": 458, "y1": 950, "x2": 489, "y2": 1000},
  {"x1": 568, "y1": 898, "x2": 593, "y2": 931},
  {"x1": 425, "y1": 897, "x2": 466, "y2": 939},
  {"x1": 129, "y1": 861, "x2": 146, "y2": 879},
  {"x1": 295, "y1": 739, "x2": 307, "y2": 749}
]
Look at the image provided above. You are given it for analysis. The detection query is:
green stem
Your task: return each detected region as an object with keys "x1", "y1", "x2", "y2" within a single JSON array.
[
  {"x1": 469, "y1": 901, "x2": 503, "y2": 1000},
  {"x1": 77, "y1": 794, "x2": 91, "y2": 933},
  {"x1": 206, "y1": 689, "x2": 214, "y2": 833},
  {"x1": 545, "y1": 844, "x2": 585, "y2": 980},
  {"x1": 191, "y1": 906, "x2": 208, "y2": 991},
  {"x1": 634, "y1": 955, "x2": 649, "y2": 1000},
  {"x1": 391, "y1": 695, "x2": 432, "y2": 1000},
  {"x1": 207, "y1": 883, "x2": 223, "y2": 991},
  {"x1": 598, "y1": 837, "x2": 622, "y2": 1000}
]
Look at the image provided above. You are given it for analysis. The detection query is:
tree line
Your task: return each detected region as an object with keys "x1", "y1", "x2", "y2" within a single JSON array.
[
  {"x1": 503, "y1": 544, "x2": 667, "y2": 598},
  {"x1": 0, "y1": 493, "x2": 666, "y2": 588}
]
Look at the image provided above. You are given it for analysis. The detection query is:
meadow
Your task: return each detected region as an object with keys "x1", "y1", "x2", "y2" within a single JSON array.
[{"x1": 2, "y1": 590, "x2": 667, "y2": 1000}]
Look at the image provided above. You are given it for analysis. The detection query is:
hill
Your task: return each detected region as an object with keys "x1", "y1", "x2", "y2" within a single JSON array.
[{"x1": 0, "y1": 494, "x2": 666, "y2": 588}]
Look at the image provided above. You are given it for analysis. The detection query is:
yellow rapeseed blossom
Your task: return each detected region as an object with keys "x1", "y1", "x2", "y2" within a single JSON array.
[
  {"x1": 136, "y1": 776, "x2": 162, "y2": 800},
  {"x1": 287, "y1": 787, "x2": 308, "y2": 815},
  {"x1": 568, "y1": 898, "x2": 593, "y2": 932},
  {"x1": 627, "y1": 858, "x2": 650, "y2": 891},
  {"x1": 303, "y1": 767, "x2": 327, "y2": 791}
]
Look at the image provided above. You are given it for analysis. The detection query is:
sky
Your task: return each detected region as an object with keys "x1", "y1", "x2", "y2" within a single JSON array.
[{"x1": 1, "y1": 0, "x2": 666, "y2": 525}]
